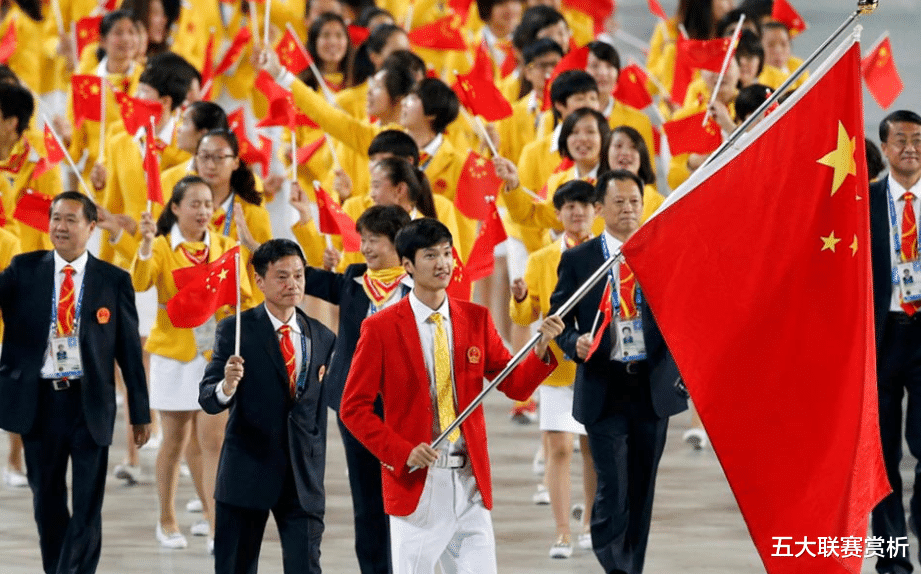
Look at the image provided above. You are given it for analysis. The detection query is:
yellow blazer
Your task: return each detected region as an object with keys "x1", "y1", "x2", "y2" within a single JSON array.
[
  {"x1": 1, "y1": 7, "x2": 46, "y2": 93},
  {"x1": 497, "y1": 93, "x2": 539, "y2": 165},
  {"x1": 509, "y1": 236, "x2": 576, "y2": 387},
  {"x1": 335, "y1": 82, "x2": 369, "y2": 120},
  {"x1": 0, "y1": 226, "x2": 21, "y2": 341},
  {"x1": 0, "y1": 134, "x2": 60, "y2": 252},
  {"x1": 131, "y1": 231, "x2": 254, "y2": 362},
  {"x1": 99, "y1": 129, "x2": 155, "y2": 265},
  {"x1": 517, "y1": 131, "x2": 559, "y2": 202}
]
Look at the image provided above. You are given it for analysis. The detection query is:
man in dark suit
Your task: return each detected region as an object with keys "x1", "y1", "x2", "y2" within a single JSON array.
[
  {"x1": 550, "y1": 170, "x2": 687, "y2": 574},
  {"x1": 0, "y1": 192, "x2": 151, "y2": 574},
  {"x1": 869, "y1": 109, "x2": 921, "y2": 574},
  {"x1": 303, "y1": 204, "x2": 411, "y2": 574},
  {"x1": 200, "y1": 238, "x2": 335, "y2": 574}
]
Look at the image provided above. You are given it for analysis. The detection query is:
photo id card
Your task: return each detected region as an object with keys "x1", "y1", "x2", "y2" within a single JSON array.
[
  {"x1": 898, "y1": 261, "x2": 921, "y2": 303},
  {"x1": 611, "y1": 317, "x2": 646, "y2": 362},
  {"x1": 51, "y1": 336, "x2": 83, "y2": 378},
  {"x1": 193, "y1": 317, "x2": 217, "y2": 356}
]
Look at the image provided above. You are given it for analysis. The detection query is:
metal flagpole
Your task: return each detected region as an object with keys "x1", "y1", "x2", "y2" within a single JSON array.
[{"x1": 411, "y1": 248, "x2": 623, "y2": 471}]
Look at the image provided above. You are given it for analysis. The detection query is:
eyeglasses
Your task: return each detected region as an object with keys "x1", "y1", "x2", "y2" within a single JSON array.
[
  {"x1": 528, "y1": 60, "x2": 559, "y2": 72},
  {"x1": 890, "y1": 138, "x2": 921, "y2": 151},
  {"x1": 196, "y1": 152, "x2": 236, "y2": 164}
]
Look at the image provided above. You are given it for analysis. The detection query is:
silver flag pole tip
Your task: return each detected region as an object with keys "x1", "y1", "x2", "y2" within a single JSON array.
[{"x1": 857, "y1": 0, "x2": 879, "y2": 15}]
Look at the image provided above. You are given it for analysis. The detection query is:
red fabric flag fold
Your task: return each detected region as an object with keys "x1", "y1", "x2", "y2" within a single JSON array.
[
  {"x1": 71, "y1": 75, "x2": 103, "y2": 128},
  {"x1": 0, "y1": 20, "x2": 16, "y2": 63},
  {"x1": 275, "y1": 28, "x2": 312, "y2": 75},
  {"x1": 296, "y1": 136, "x2": 326, "y2": 164},
  {"x1": 584, "y1": 280, "x2": 612, "y2": 361},
  {"x1": 114, "y1": 91, "x2": 164, "y2": 135},
  {"x1": 861, "y1": 35, "x2": 903, "y2": 110},
  {"x1": 254, "y1": 70, "x2": 318, "y2": 129},
  {"x1": 647, "y1": 0, "x2": 668, "y2": 20},
  {"x1": 454, "y1": 151, "x2": 504, "y2": 220},
  {"x1": 663, "y1": 111, "x2": 722, "y2": 155},
  {"x1": 614, "y1": 64, "x2": 653, "y2": 110},
  {"x1": 771, "y1": 0, "x2": 808, "y2": 37},
  {"x1": 347, "y1": 24, "x2": 370, "y2": 47},
  {"x1": 13, "y1": 191, "x2": 52, "y2": 232},
  {"x1": 465, "y1": 201, "x2": 507, "y2": 281},
  {"x1": 446, "y1": 245, "x2": 471, "y2": 301},
  {"x1": 144, "y1": 122, "x2": 164, "y2": 205},
  {"x1": 407, "y1": 14, "x2": 467, "y2": 51},
  {"x1": 200, "y1": 32, "x2": 216, "y2": 100},
  {"x1": 315, "y1": 184, "x2": 360, "y2": 252},
  {"x1": 542, "y1": 45, "x2": 590, "y2": 111},
  {"x1": 33, "y1": 125, "x2": 68, "y2": 178},
  {"x1": 672, "y1": 36, "x2": 731, "y2": 103},
  {"x1": 562, "y1": 0, "x2": 614, "y2": 27},
  {"x1": 452, "y1": 43, "x2": 513, "y2": 121},
  {"x1": 622, "y1": 38, "x2": 889, "y2": 574},
  {"x1": 167, "y1": 246, "x2": 240, "y2": 328},
  {"x1": 213, "y1": 27, "x2": 253, "y2": 77},
  {"x1": 75, "y1": 16, "x2": 102, "y2": 58}
]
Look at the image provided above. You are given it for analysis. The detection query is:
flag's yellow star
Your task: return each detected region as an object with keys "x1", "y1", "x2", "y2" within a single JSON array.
[
  {"x1": 820, "y1": 231, "x2": 841, "y2": 252},
  {"x1": 218, "y1": 268, "x2": 229, "y2": 281},
  {"x1": 817, "y1": 121, "x2": 857, "y2": 196},
  {"x1": 850, "y1": 234, "x2": 859, "y2": 256}
]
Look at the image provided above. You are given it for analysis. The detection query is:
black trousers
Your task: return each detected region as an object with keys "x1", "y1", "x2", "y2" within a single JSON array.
[
  {"x1": 214, "y1": 468, "x2": 323, "y2": 574},
  {"x1": 872, "y1": 313, "x2": 921, "y2": 574},
  {"x1": 22, "y1": 379, "x2": 109, "y2": 574},
  {"x1": 337, "y1": 410, "x2": 391, "y2": 574},
  {"x1": 584, "y1": 373, "x2": 668, "y2": 574}
]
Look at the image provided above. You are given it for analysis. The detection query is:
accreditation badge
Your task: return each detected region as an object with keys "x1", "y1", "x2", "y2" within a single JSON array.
[
  {"x1": 898, "y1": 261, "x2": 921, "y2": 303},
  {"x1": 611, "y1": 316, "x2": 647, "y2": 363},
  {"x1": 51, "y1": 336, "x2": 84, "y2": 378},
  {"x1": 193, "y1": 317, "x2": 217, "y2": 356}
]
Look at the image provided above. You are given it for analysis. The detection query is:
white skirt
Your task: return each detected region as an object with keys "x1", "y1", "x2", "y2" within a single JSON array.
[
  {"x1": 135, "y1": 288, "x2": 157, "y2": 338},
  {"x1": 149, "y1": 353, "x2": 208, "y2": 411},
  {"x1": 539, "y1": 385, "x2": 586, "y2": 435}
]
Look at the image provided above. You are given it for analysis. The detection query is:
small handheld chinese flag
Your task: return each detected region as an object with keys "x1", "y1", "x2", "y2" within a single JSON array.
[
  {"x1": 454, "y1": 151, "x2": 504, "y2": 220},
  {"x1": 114, "y1": 91, "x2": 164, "y2": 135},
  {"x1": 200, "y1": 32, "x2": 216, "y2": 100},
  {"x1": 861, "y1": 34, "x2": 903, "y2": 110},
  {"x1": 407, "y1": 14, "x2": 467, "y2": 51},
  {"x1": 672, "y1": 36, "x2": 731, "y2": 103},
  {"x1": 254, "y1": 71, "x2": 318, "y2": 129},
  {"x1": 542, "y1": 45, "x2": 590, "y2": 111},
  {"x1": 75, "y1": 16, "x2": 102, "y2": 58},
  {"x1": 347, "y1": 24, "x2": 370, "y2": 46},
  {"x1": 71, "y1": 75, "x2": 103, "y2": 128},
  {"x1": 315, "y1": 184, "x2": 361, "y2": 252},
  {"x1": 0, "y1": 20, "x2": 17, "y2": 64},
  {"x1": 167, "y1": 246, "x2": 240, "y2": 328},
  {"x1": 647, "y1": 0, "x2": 668, "y2": 20},
  {"x1": 33, "y1": 125, "x2": 68, "y2": 178},
  {"x1": 770, "y1": 0, "x2": 808, "y2": 37},
  {"x1": 584, "y1": 280, "x2": 612, "y2": 361},
  {"x1": 446, "y1": 245, "x2": 471, "y2": 301},
  {"x1": 465, "y1": 201, "x2": 508, "y2": 282},
  {"x1": 614, "y1": 64, "x2": 653, "y2": 110},
  {"x1": 213, "y1": 27, "x2": 253, "y2": 77},
  {"x1": 13, "y1": 191, "x2": 53, "y2": 232},
  {"x1": 143, "y1": 120, "x2": 164, "y2": 205},
  {"x1": 275, "y1": 27, "x2": 311, "y2": 75},
  {"x1": 297, "y1": 136, "x2": 327, "y2": 164},
  {"x1": 663, "y1": 111, "x2": 723, "y2": 155},
  {"x1": 452, "y1": 43, "x2": 513, "y2": 121}
]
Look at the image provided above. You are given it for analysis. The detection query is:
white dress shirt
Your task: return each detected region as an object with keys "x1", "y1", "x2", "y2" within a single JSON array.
[
  {"x1": 41, "y1": 250, "x2": 89, "y2": 377},
  {"x1": 886, "y1": 174, "x2": 921, "y2": 312}
]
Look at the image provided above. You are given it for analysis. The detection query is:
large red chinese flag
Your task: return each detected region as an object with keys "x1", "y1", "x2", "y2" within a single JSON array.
[
  {"x1": 254, "y1": 71, "x2": 318, "y2": 129},
  {"x1": 621, "y1": 36, "x2": 889, "y2": 574},
  {"x1": 71, "y1": 75, "x2": 103, "y2": 127},
  {"x1": 771, "y1": 0, "x2": 808, "y2": 37},
  {"x1": 275, "y1": 27, "x2": 311, "y2": 75},
  {"x1": 861, "y1": 34, "x2": 903, "y2": 110},
  {"x1": 672, "y1": 36, "x2": 731, "y2": 103},
  {"x1": 0, "y1": 20, "x2": 17, "y2": 63},
  {"x1": 454, "y1": 151, "x2": 504, "y2": 220},
  {"x1": 614, "y1": 64, "x2": 653, "y2": 110},
  {"x1": 167, "y1": 246, "x2": 240, "y2": 328},
  {"x1": 452, "y1": 43, "x2": 513, "y2": 121},
  {"x1": 663, "y1": 111, "x2": 722, "y2": 155},
  {"x1": 315, "y1": 184, "x2": 361, "y2": 252},
  {"x1": 465, "y1": 201, "x2": 507, "y2": 281},
  {"x1": 407, "y1": 14, "x2": 467, "y2": 51}
]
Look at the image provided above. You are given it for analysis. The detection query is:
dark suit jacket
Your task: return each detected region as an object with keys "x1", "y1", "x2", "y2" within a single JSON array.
[
  {"x1": 549, "y1": 236, "x2": 687, "y2": 425},
  {"x1": 200, "y1": 305, "x2": 335, "y2": 513},
  {"x1": 0, "y1": 250, "x2": 150, "y2": 446},
  {"x1": 870, "y1": 178, "x2": 895, "y2": 346}
]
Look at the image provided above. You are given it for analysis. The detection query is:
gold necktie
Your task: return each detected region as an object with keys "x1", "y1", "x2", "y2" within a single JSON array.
[{"x1": 430, "y1": 312, "x2": 460, "y2": 443}]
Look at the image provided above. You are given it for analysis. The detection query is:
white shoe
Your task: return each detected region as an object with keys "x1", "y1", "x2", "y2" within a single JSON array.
[
  {"x1": 141, "y1": 431, "x2": 162, "y2": 450},
  {"x1": 549, "y1": 536, "x2": 573, "y2": 559},
  {"x1": 578, "y1": 532, "x2": 592, "y2": 550},
  {"x1": 207, "y1": 538, "x2": 214, "y2": 555},
  {"x1": 156, "y1": 524, "x2": 188, "y2": 549},
  {"x1": 682, "y1": 428, "x2": 709, "y2": 451},
  {"x1": 113, "y1": 463, "x2": 141, "y2": 484},
  {"x1": 532, "y1": 449, "x2": 545, "y2": 476},
  {"x1": 3, "y1": 467, "x2": 28, "y2": 487},
  {"x1": 532, "y1": 484, "x2": 550, "y2": 505},
  {"x1": 186, "y1": 498, "x2": 203, "y2": 513},
  {"x1": 179, "y1": 463, "x2": 191, "y2": 477},
  {"x1": 571, "y1": 503, "x2": 584, "y2": 522},
  {"x1": 190, "y1": 520, "x2": 210, "y2": 537}
]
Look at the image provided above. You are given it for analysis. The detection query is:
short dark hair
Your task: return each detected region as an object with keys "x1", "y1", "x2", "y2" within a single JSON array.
[
  {"x1": 558, "y1": 108, "x2": 610, "y2": 170},
  {"x1": 522, "y1": 37, "x2": 564, "y2": 66},
  {"x1": 0, "y1": 64, "x2": 19, "y2": 85},
  {"x1": 156, "y1": 175, "x2": 211, "y2": 236},
  {"x1": 610, "y1": 125, "x2": 655, "y2": 186},
  {"x1": 412, "y1": 78, "x2": 459, "y2": 134},
  {"x1": 51, "y1": 192, "x2": 98, "y2": 223},
  {"x1": 595, "y1": 169, "x2": 645, "y2": 204},
  {"x1": 195, "y1": 130, "x2": 260, "y2": 206},
  {"x1": 514, "y1": 5, "x2": 566, "y2": 51},
  {"x1": 865, "y1": 137, "x2": 885, "y2": 182},
  {"x1": 356, "y1": 204, "x2": 412, "y2": 242},
  {"x1": 186, "y1": 101, "x2": 229, "y2": 132},
  {"x1": 550, "y1": 70, "x2": 598, "y2": 120},
  {"x1": 139, "y1": 53, "x2": 196, "y2": 111},
  {"x1": 735, "y1": 29, "x2": 764, "y2": 74},
  {"x1": 762, "y1": 21, "x2": 791, "y2": 37},
  {"x1": 553, "y1": 179, "x2": 595, "y2": 209},
  {"x1": 734, "y1": 83, "x2": 772, "y2": 123},
  {"x1": 373, "y1": 156, "x2": 437, "y2": 218},
  {"x1": 0, "y1": 82, "x2": 34, "y2": 136},
  {"x1": 716, "y1": 8, "x2": 761, "y2": 37},
  {"x1": 96, "y1": 10, "x2": 135, "y2": 62},
  {"x1": 477, "y1": 0, "x2": 522, "y2": 23},
  {"x1": 382, "y1": 50, "x2": 427, "y2": 83},
  {"x1": 368, "y1": 129, "x2": 420, "y2": 165},
  {"x1": 395, "y1": 218, "x2": 453, "y2": 264},
  {"x1": 880, "y1": 110, "x2": 921, "y2": 143},
  {"x1": 587, "y1": 41, "x2": 620, "y2": 73},
  {"x1": 377, "y1": 60, "x2": 416, "y2": 103},
  {"x1": 252, "y1": 239, "x2": 306, "y2": 277}
]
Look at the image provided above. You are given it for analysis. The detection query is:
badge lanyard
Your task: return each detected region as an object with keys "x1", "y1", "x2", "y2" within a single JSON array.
[
  {"x1": 600, "y1": 236, "x2": 642, "y2": 315},
  {"x1": 222, "y1": 193, "x2": 235, "y2": 237},
  {"x1": 294, "y1": 323, "x2": 311, "y2": 396},
  {"x1": 887, "y1": 180, "x2": 916, "y2": 284}
]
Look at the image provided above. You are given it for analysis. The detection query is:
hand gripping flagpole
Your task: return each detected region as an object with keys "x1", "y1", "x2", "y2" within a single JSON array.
[
  {"x1": 701, "y1": 0, "x2": 879, "y2": 170},
  {"x1": 410, "y1": 248, "x2": 623, "y2": 471}
]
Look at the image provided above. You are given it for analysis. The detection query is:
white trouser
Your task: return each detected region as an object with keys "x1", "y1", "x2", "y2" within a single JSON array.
[{"x1": 389, "y1": 463, "x2": 497, "y2": 574}]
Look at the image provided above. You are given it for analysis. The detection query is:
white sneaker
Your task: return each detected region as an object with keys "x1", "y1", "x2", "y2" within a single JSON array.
[
  {"x1": 179, "y1": 463, "x2": 191, "y2": 477},
  {"x1": 578, "y1": 532, "x2": 592, "y2": 550},
  {"x1": 113, "y1": 463, "x2": 141, "y2": 484},
  {"x1": 549, "y1": 536, "x2": 573, "y2": 559},
  {"x1": 532, "y1": 484, "x2": 550, "y2": 505},
  {"x1": 207, "y1": 538, "x2": 214, "y2": 555},
  {"x1": 190, "y1": 520, "x2": 210, "y2": 537},
  {"x1": 571, "y1": 503, "x2": 584, "y2": 522},
  {"x1": 532, "y1": 448, "x2": 545, "y2": 476},
  {"x1": 3, "y1": 467, "x2": 28, "y2": 487},
  {"x1": 186, "y1": 498, "x2": 203, "y2": 513},
  {"x1": 156, "y1": 524, "x2": 188, "y2": 549},
  {"x1": 682, "y1": 428, "x2": 709, "y2": 450}
]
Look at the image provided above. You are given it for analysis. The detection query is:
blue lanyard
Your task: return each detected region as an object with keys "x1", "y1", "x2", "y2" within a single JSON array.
[
  {"x1": 49, "y1": 268, "x2": 85, "y2": 338},
  {"x1": 887, "y1": 180, "x2": 903, "y2": 258},
  {"x1": 600, "y1": 236, "x2": 642, "y2": 314},
  {"x1": 222, "y1": 193, "x2": 235, "y2": 237},
  {"x1": 294, "y1": 322, "x2": 310, "y2": 396}
]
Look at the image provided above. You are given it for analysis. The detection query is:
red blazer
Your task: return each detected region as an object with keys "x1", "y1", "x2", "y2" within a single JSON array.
[{"x1": 340, "y1": 296, "x2": 557, "y2": 516}]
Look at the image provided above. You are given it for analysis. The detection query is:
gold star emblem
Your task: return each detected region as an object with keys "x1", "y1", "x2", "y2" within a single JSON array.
[
  {"x1": 850, "y1": 234, "x2": 859, "y2": 256},
  {"x1": 820, "y1": 231, "x2": 841, "y2": 252},
  {"x1": 816, "y1": 121, "x2": 856, "y2": 196},
  {"x1": 217, "y1": 268, "x2": 229, "y2": 281}
]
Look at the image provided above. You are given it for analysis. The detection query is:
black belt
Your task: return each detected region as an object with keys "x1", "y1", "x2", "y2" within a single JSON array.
[{"x1": 43, "y1": 377, "x2": 81, "y2": 391}]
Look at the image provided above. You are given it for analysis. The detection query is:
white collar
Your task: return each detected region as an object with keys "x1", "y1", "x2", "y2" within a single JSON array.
[
  {"x1": 549, "y1": 122, "x2": 563, "y2": 153},
  {"x1": 889, "y1": 173, "x2": 920, "y2": 200},
  {"x1": 601, "y1": 96, "x2": 614, "y2": 119},
  {"x1": 265, "y1": 303, "x2": 302, "y2": 335},
  {"x1": 421, "y1": 133, "x2": 444, "y2": 159},
  {"x1": 53, "y1": 250, "x2": 89, "y2": 276},
  {"x1": 169, "y1": 223, "x2": 210, "y2": 250},
  {"x1": 576, "y1": 164, "x2": 600, "y2": 181},
  {"x1": 95, "y1": 57, "x2": 135, "y2": 80},
  {"x1": 526, "y1": 91, "x2": 538, "y2": 115},
  {"x1": 602, "y1": 230, "x2": 624, "y2": 255},
  {"x1": 218, "y1": 192, "x2": 235, "y2": 214},
  {"x1": 409, "y1": 288, "x2": 450, "y2": 323},
  {"x1": 135, "y1": 112, "x2": 176, "y2": 142}
]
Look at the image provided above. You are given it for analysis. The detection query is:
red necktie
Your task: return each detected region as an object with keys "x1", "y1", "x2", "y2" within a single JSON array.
[
  {"x1": 58, "y1": 265, "x2": 76, "y2": 335},
  {"x1": 618, "y1": 262, "x2": 637, "y2": 319},
  {"x1": 278, "y1": 325, "x2": 297, "y2": 396},
  {"x1": 901, "y1": 192, "x2": 920, "y2": 315}
]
